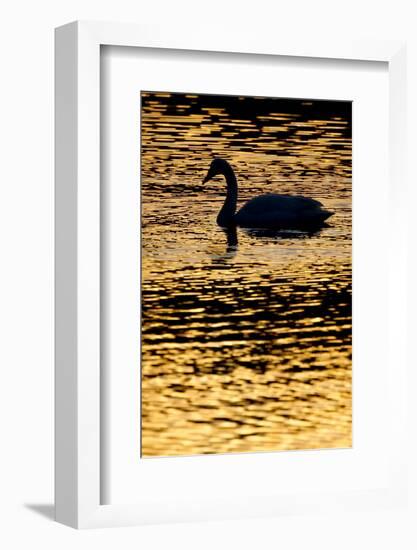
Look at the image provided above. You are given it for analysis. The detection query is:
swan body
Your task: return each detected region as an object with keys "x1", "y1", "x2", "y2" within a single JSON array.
[{"x1": 203, "y1": 158, "x2": 333, "y2": 229}]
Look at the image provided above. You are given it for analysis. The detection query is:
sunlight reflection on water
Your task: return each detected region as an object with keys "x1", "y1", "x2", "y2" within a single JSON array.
[{"x1": 141, "y1": 92, "x2": 352, "y2": 457}]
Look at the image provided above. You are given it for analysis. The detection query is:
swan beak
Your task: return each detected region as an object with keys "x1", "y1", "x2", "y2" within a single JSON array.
[{"x1": 203, "y1": 166, "x2": 216, "y2": 183}]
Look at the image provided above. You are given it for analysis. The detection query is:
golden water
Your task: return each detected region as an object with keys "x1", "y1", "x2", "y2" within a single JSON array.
[{"x1": 141, "y1": 92, "x2": 352, "y2": 457}]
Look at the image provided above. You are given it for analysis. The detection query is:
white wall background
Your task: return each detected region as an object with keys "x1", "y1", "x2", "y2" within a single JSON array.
[{"x1": 0, "y1": 0, "x2": 416, "y2": 548}]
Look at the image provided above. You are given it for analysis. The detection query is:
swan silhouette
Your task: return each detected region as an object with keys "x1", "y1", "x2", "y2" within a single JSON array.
[{"x1": 203, "y1": 158, "x2": 333, "y2": 229}]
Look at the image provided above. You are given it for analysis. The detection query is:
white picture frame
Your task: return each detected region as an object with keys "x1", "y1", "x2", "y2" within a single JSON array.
[{"x1": 55, "y1": 20, "x2": 407, "y2": 529}]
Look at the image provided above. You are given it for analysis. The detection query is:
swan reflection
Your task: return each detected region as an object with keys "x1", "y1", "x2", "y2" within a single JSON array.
[
  {"x1": 211, "y1": 224, "x2": 326, "y2": 266},
  {"x1": 210, "y1": 227, "x2": 238, "y2": 265}
]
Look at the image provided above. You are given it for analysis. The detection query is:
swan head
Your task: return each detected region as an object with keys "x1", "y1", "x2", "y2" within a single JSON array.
[{"x1": 203, "y1": 158, "x2": 230, "y2": 183}]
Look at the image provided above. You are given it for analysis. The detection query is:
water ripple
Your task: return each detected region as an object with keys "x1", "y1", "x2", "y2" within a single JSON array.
[{"x1": 141, "y1": 92, "x2": 352, "y2": 457}]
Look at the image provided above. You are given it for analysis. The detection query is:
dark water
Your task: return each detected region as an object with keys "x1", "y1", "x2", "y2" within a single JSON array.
[{"x1": 141, "y1": 92, "x2": 352, "y2": 457}]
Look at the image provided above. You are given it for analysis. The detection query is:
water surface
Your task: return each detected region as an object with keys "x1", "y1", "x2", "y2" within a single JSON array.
[{"x1": 141, "y1": 92, "x2": 352, "y2": 457}]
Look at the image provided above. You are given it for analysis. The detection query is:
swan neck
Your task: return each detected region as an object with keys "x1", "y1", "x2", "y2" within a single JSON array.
[
  {"x1": 224, "y1": 164, "x2": 237, "y2": 191},
  {"x1": 217, "y1": 165, "x2": 238, "y2": 227}
]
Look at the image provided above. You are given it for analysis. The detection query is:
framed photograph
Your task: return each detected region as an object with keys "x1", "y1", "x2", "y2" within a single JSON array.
[{"x1": 55, "y1": 21, "x2": 407, "y2": 528}]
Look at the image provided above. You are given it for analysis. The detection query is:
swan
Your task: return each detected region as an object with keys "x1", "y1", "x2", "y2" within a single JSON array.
[{"x1": 202, "y1": 158, "x2": 333, "y2": 229}]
